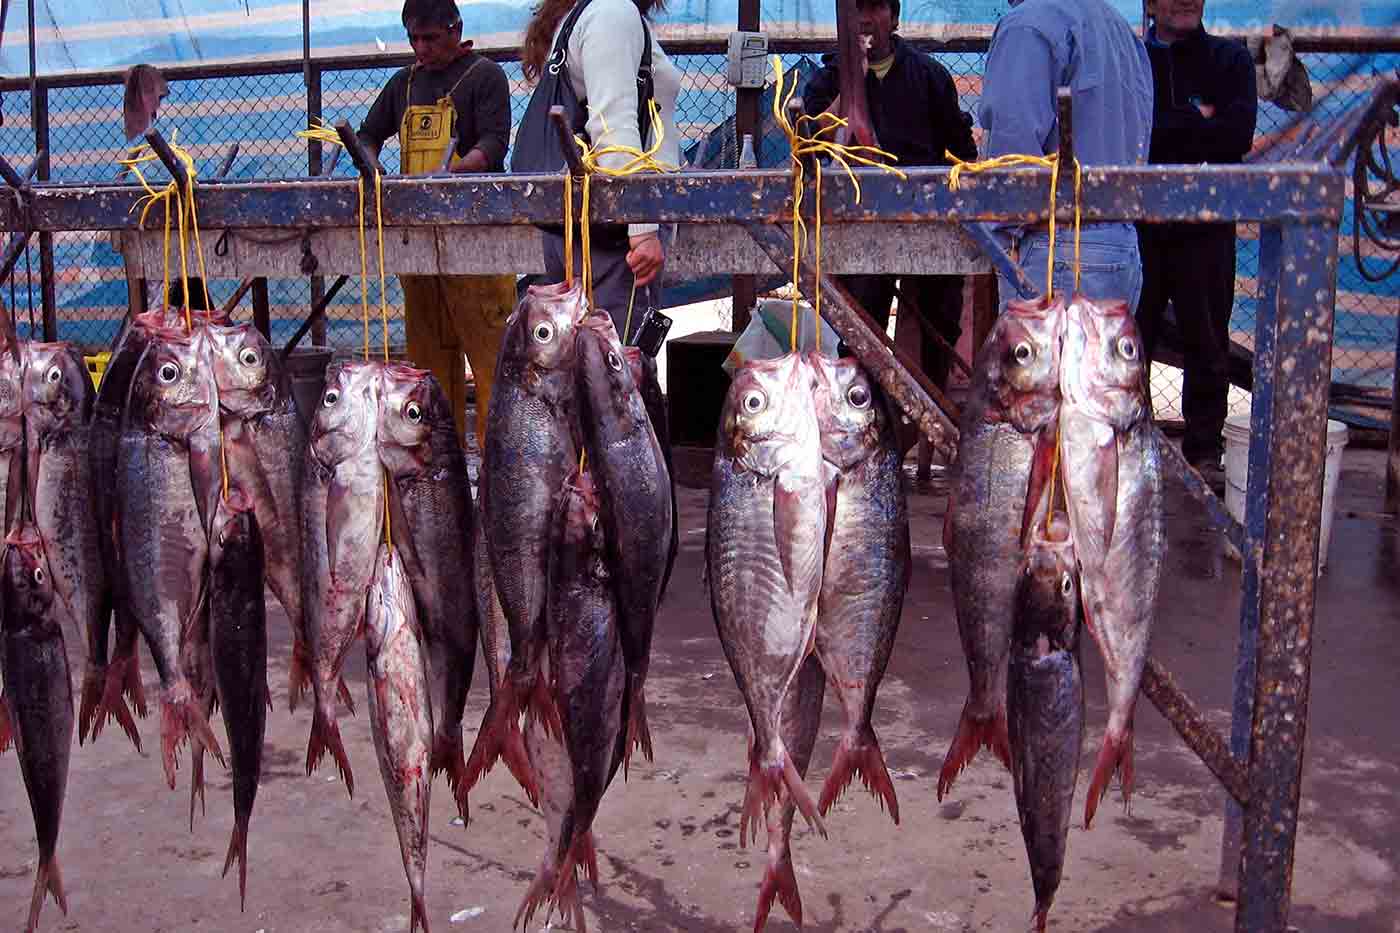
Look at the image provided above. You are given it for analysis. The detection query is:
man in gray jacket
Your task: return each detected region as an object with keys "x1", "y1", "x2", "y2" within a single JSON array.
[{"x1": 979, "y1": 0, "x2": 1153, "y2": 311}]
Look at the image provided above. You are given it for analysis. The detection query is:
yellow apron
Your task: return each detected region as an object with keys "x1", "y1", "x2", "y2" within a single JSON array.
[{"x1": 398, "y1": 59, "x2": 516, "y2": 450}]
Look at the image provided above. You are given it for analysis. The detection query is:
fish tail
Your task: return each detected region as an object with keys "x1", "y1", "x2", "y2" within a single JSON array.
[
  {"x1": 287, "y1": 639, "x2": 313, "y2": 713},
  {"x1": 548, "y1": 855, "x2": 587, "y2": 933},
  {"x1": 936, "y1": 702, "x2": 1011, "y2": 801},
  {"x1": 782, "y1": 750, "x2": 827, "y2": 838},
  {"x1": 525, "y1": 673, "x2": 563, "y2": 742},
  {"x1": 623, "y1": 679, "x2": 654, "y2": 778},
  {"x1": 120, "y1": 648, "x2": 149, "y2": 719},
  {"x1": 513, "y1": 865, "x2": 558, "y2": 931},
  {"x1": 430, "y1": 731, "x2": 470, "y2": 823},
  {"x1": 159, "y1": 686, "x2": 196, "y2": 789},
  {"x1": 576, "y1": 830, "x2": 600, "y2": 888},
  {"x1": 222, "y1": 816, "x2": 250, "y2": 911},
  {"x1": 97, "y1": 662, "x2": 143, "y2": 754},
  {"x1": 336, "y1": 675, "x2": 356, "y2": 716},
  {"x1": 0, "y1": 691, "x2": 11, "y2": 754},
  {"x1": 754, "y1": 850, "x2": 802, "y2": 933},
  {"x1": 818, "y1": 726, "x2": 900, "y2": 825},
  {"x1": 1084, "y1": 725, "x2": 1135, "y2": 829},
  {"x1": 464, "y1": 684, "x2": 538, "y2": 805},
  {"x1": 78, "y1": 661, "x2": 108, "y2": 745},
  {"x1": 28, "y1": 854, "x2": 68, "y2": 931},
  {"x1": 189, "y1": 741, "x2": 208, "y2": 832},
  {"x1": 306, "y1": 703, "x2": 356, "y2": 797},
  {"x1": 1033, "y1": 904, "x2": 1051, "y2": 932},
  {"x1": 742, "y1": 744, "x2": 825, "y2": 847},
  {"x1": 410, "y1": 888, "x2": 431, "y2": 933}
]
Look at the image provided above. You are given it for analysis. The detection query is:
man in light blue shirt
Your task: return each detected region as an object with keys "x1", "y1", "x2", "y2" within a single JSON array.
[{"x1": 980, "y1": 0, "x2": 1153, "y2": 311}]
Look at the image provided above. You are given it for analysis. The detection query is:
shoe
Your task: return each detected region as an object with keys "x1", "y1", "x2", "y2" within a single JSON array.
[{"x1": 1189, "y1": 457, "x2": 1226, "y2": 496}]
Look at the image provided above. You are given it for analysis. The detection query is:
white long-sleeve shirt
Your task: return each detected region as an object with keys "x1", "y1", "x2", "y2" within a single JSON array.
[{"x1": 554, "y1": 0, "x2": 681, "y2": 237}]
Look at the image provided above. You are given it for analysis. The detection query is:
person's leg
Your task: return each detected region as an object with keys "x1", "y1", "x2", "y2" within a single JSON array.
[
  {"x1": 402, "y1": 275, "x2": 469, "y2": 441},
  {"x1": 1068, "y1": 236, "x2": 1142, "y2": 314},
  {"x1": 443, "y1": 274, "x2": 518, "y2": 452},
  {"x1": 1134, "y1": 225, "x2": 1173, "y2": 364},
  {"x1": 840, "y1": 274, "x2": 896, "y2": 333},
  {"x1": 905, "y1": 275, "x2": 964, "y2": 391},
  {"x1": 1179, "y1": 226, "x2": 1237, "y2": 467}
]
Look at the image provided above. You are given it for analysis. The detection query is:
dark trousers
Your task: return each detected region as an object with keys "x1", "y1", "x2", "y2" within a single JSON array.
[
  {"x1": 1137, "y1": 223, "x2": 1238, "y2": 464},
  {"x1": 542, "y1": 232, "x2": 661, "y2": 345},
  {"x1": 840, "y1": 273, "x2": 964, "y2": 390}
]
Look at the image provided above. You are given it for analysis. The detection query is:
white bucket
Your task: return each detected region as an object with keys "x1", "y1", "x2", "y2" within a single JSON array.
[{"x1": 1222, "y1": 414, "x2": 1349, "y2": 571}]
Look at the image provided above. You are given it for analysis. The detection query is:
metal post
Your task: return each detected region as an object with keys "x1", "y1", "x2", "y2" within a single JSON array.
[
  {"x1": 730, "y1": 0, "x2": 761, "y2": 335},
  {"x1": 1388, "y1": 314, "x2": 1400, "y2": 513},
  {"x1": 251, "y1": 277, "x2": 272, "y2": 338},
  {"x1": 33, "y1": 80, "x2": 56, "y2": 341},
  {"x1": 307, "y1": 63, "x2": 327, "y2": 346},
  {"x1": 1217, "y1": 224, "x2": 1280, "y2": 902},
  {"x1": 1235, "y1": 220, "x2": 1337, "y2": 931}
]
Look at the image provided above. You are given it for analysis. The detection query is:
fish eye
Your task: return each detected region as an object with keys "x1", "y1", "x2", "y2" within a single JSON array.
[
  {"x1": 1117, "y1": 336, "x2": 1138, "y2": 361},
  {"x1": 239, "y1": 347, "x2": 260, "y2": 367},
  {"x1": 1013, "y1": 341, "x2": 1034, "y2": 365},
  {"x1": 322, "y1": 388, "x2": 340, "y2": 407},
  {"x1": 741, "y1": 389, "x2": 766, "y2": 414},
  {"x1": 1061, "y1": 573, "x2": 1074, "y2": 597},
  {"x1": 32, "y1": 566, "x2": 44, "y2": 585},
  {"x1": 532, "y1": 321, "x2": 555, "y2": 344},
  {"x1": 158, "y1": 362, "x2": 180, "y2": 384},
  {"x1": 405, "y1": 401, "x2": 423, "y2": 423},
  {"x1": 846, "y1": 383, "x2": 871, "y2": 409},
  {"x1": 606, "y1": 350, "x2": 624, "y2": 372},
  {"x1": 44, "y1": 365, "x2": 62, "y2": 384}
]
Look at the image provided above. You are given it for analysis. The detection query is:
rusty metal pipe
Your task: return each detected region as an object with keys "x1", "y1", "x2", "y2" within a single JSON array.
[{"x1": 1141, "y1": 659, "x2": 1249, "y2": 805}]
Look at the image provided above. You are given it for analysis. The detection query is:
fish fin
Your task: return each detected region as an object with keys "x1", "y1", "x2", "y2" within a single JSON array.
[
  {"x1": 0, "y1": 691, "x2": 10, "y2": 754},
  {"x1": 818, "y1": 726, "x2": 900, "y2": 825},
  {"x1": 306, "y1": 705, "x2": 356, "y2": 798},
  {"x1": 78, "y1": 662, "x2": 108, "y2": 745},
  {"x1": 754, "y1": 849, "x2": 802, "y2": 933},
  {"x1": 222, "y1": 817, "x2": 250, "y2": 911},
  {"x1": 287, "y1": 640, "x2": 311, "y2": 712},
  {"x1": 936, "y1": 702, "x2": 1012, "y2": 801},
  {"x1": 739, "y1": 751, "x2": 776, "y2": 850},
  {"x1": 96, "y1": 663, "x2": 143, "y2": 753},
  {"x1": 513, "y1": 866, "x2": 558, "y2": 931},
  {"x1": 1033, "y1": 903, "x2": 1051, "y2": 932},
  {"x1": 577, "y1": 830, "x2": 600, "y2": 889},
  {"x1": 189, "y1": 740, "x2": 208, "y2": 832},
  {"x1": 1021, "y1": 426, "x2": 1059, "y2": 546},
  {"x1": 464, "y1": 684, "x2": 540, "y2": 805},
  {"x1": 782, "y1": 751, "x2": 827, "y2": 839},
  {"x1": 159, "y1": 684, "x2": 197, "y2": 789},
  {"x1": 1084, "y1": 725, "x2": 1134, "y2": 829},
  {"x1": 410, "y1": 888, "x2": 431, "y2": 933},
  {"x1": 430, "y1": 732, "x2": 471, "y2": 823},
  {"x1": 119, "y1": 647, "x2": 149, "y2": 719},
  {"x1": 548, "y1": 855, "x2": 586, "y2": 933},
  {"x1": 525, "y1": 673, "x2": 564, "y2": 742},
  {"x1": 28, "y1": 854, "x2": 67, "y2": 931},
  {"x1": 623, "y1": 680, "x2": 654, "y2": 777},
  {"x1": 336, "y1": 675, "x2": 356, "y2": 716}
]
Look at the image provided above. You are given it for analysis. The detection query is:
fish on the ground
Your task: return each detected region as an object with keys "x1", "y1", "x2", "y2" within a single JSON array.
[
  {"x1": 469, "y1": 283, "x2": 585, "y2": 799},
  {"x1": 209, "y1": 490, "x2": 268, "y2": 911},
  {"x1": 0, "y1": 525, "x2": 74, "y2": 932},
  {"x1": 1008, "y1": 512, "x2": 1084, "y2": 932},
  {"x1": 379, "y1": 363, "x2": 478, "y2": 820},
  {"x1": 531, "y1": 469, "x2": 626, "y2": 929},
  {"x1": 115, "y1": 327, "x2": 225, "y2": 787},
  {"x1": 207, "y1": 323, "x2": 308, "y2": 711},
  {"x1": 302, "y1": 360, "x2": 384, "y2": 795},
  {"x1": 364, "y1": 543, "x2": 434, "y2": 933},
  {"x1": 708, "y1": 352, "x2": 828, "y2": 845},
  {"x1": 576, "y1": 314, "x2": 671, "y2": 771},
  {"x1": 753, "y1": 656, "x2": 824, "y2": 933},
  {"x1": 1057, "y1": 295, "x2": 1164, "y2": 827},
  {"x1": 21, "y1": 342, "x2": 128, "y2": 749},
  {"x1": 808, "y1": 353, "x2": 908, "y2": 823},
  {"x1": 940, "y1": 296, "x2": 1065, "y2": 799}
]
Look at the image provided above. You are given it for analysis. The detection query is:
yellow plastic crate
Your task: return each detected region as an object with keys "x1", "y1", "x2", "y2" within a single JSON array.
[{"x1": 84, "y1": 352, "x2": 111, "y2": 391}]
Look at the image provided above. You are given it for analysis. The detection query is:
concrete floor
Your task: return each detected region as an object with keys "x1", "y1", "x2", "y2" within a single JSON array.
[{"x1": 1, "y1": 446, "x2": 1396, "y2": 933}]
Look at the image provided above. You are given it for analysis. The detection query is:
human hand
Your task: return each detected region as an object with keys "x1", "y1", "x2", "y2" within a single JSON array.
[
  {"x1": 626, "y1": 233, "x2": 664, "y2": 286},
  {"x1": 1196, "y1": 102, "x2": 1216, "y2": 118}
]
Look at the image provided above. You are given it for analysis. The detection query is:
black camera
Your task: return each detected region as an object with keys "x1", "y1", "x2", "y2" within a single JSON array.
[{"x1": 632, "y1": 307, "x2": 673, "y2": 358}]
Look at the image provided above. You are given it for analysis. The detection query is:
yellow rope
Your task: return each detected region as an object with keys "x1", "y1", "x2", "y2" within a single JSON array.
[
  {"x1": 813, "y1": 158, "x2": 822, "y2": 354},
  {"x1": 374, "y1": 170, "x2": 390, "y2": 361},
  {"x1": 563, "y1": 173, "x2": 574, "y2": 286},
  {"x1": 623, "y1": 277, "x2": 638, "y2": 345},
  {"x1": 356, "y1": 177, "x2": 371, "y2": 360},
  {"x1": 770, "y1": 56, "x2": 906, "y2": 352},
  {"x1": 1072, "y1": 158, "x2": 1083, "y2": 292}
]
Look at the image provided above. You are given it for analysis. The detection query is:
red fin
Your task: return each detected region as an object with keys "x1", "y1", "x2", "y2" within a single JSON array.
[
  {"x1": 464, "y1": 684, "x2": 539, "y2": 805},
  {"x1": 0, "y1": 692, "x2": 10, "y2": 754},
  {"x1": 818, "y1": 727, "x2": 900, "y2": 824},
  {"x1": 120, "y1": 650, "x2": 148, "y2": 719},
  {"x1": 431, "y1": 733, "x2": 470, "y2": 823},
  {"x1": 547, "y1": 857, "x2": 587, "y2": 933},
  {"x1": 623, "y1": 681, "x2": 654, "y2": 779},
  {"x1": 189, "y1": 741, "x2": 208, "y2": 832},
  {"x1": 27, "y1": 855, "x2": 67, "y2": 932},
  {"x1": 754, "y1": 851, "x2": 802, "y2": 933},
  {"x1": 1084, "y1": 726, "x2": 1135, "y2": 829},
  {"x1": 95, "y1": 663, "x2": 143, "y2": 753},
  {"x1": 576, "y1": 831, "x2": 600, "y2": 888},
  {"x1": 525, "y1": 674, "x2": 563, "y2": 741},
  {"x1": 937, "y1": 702, "x2": 1012, "y2": 801},
  {"x1": 336, "y1": 675, "x2": 356, "y2": 716},
  {"x1": 1034, "y1": 906, "x2": 1049, "y2": 932},
  {"x1": 78, "y1": 663, "x2": 107, "y2": 745},
  {"x1": 410, "y1": 889, "x2": 430, "y2": 933},
  {"x1": 287, "y1": 640, "x2": 312, "y2": 713},
  {"x1": 306, "y1": 706, "x2": 356, "y2": 797},
  {"x1": 514, "y1": 867, "x2": 558, "y2": 931},
  {"x1": 741, "y1": 747, "x2": 826, "y2": 848},
  {"x1": 782, "y1": 752, "x2": 827, "y2": 838},
  {"x1": 222, "y1": 818, "x2": 250, "y2": 911}
]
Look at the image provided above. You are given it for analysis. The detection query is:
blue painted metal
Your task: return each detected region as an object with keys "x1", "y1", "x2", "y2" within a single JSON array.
[{"x1": 1235, "y1": 220, "x2": 1338, "y2": 931}]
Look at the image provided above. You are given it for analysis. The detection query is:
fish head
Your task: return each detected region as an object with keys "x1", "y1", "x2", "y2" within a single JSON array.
[
  {"x1": 808, "y1": 352, "x2": 886, "y2": 470},
  {"x1": 986, "y1": 296, "x2": 1065, "y2": 433},
  {"x1": 210, "y1": 488, "x2": 257, "y2": 557},
  {"x1": 577, "y1": 313, "x2": 647, "y2": 429},
  {"x1": 21, "y1": 342, "x2": 93, "y2": 435},
  {"x1": 1016, "y1": 512, "x2": 1081, "y2": 655},
  {"x1": 207, "y1": 323, "x2": 281, "y2": 418},
  {"x1": 519, "y1": 290, "x2": 582, "y2": 375},
  {"x1": 129, "y1": 328, "x2": 218, "y2": 439},
  {"x1": 721, "y1": 352, "x2": 821, "y2": 476},
  {"x1": 310, "y1": 360, "x2": 382, "y2": 468},
  {"x1": 1, "y1": 525, "x2": 58, "y2": 626},
  {"x1": 377, "y1": 363, "x2": 441, "y2": 476},
  {"x1": 1061, "y1": 296, "x2": 1147, "y2": 429}
]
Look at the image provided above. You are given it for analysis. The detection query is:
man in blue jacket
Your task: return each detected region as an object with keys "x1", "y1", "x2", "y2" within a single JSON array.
[
  {"x1": 979, "y1": 0, "x2": 1153, "y2": 311},
  {"x1": 1136, "y1": 0, "x2": 1257, "y2": 488},
  {"x1": 803, "y1": 0, "x2": 978, "y2": 393}
]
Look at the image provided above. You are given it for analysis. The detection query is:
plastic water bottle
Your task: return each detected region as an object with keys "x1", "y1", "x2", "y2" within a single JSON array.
[{"x1": 738, "y1": 133, "x2": 758, "y2": 169}]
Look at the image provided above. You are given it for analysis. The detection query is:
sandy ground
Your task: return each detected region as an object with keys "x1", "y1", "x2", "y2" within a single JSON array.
[{"x1": 2, "y1": 427, "x2": 1398, "y2": 931}]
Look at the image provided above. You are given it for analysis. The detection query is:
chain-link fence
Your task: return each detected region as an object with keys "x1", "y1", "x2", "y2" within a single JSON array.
[{"x1": 0, "y1": 40, "x2": 1395, "y2": 420}]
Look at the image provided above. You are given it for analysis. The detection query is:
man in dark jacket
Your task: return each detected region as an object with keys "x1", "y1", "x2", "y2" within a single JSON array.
[
  {"x1": 1136, "y1": 0, "x2": 1257, "y2": 488},
  {"x1": 802, "y1": 0, "x2": 978, "y2": 393}
]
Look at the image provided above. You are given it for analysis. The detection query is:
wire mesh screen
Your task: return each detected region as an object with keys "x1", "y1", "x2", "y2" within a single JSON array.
[{"x1": 5, "y1": 43, "x2": 1397, "y2": 429}]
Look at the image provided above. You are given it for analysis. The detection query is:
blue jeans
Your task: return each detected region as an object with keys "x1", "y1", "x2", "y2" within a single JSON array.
[{"x1": 999, "y1": 227, "x2": 1143, "y2": 316}]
